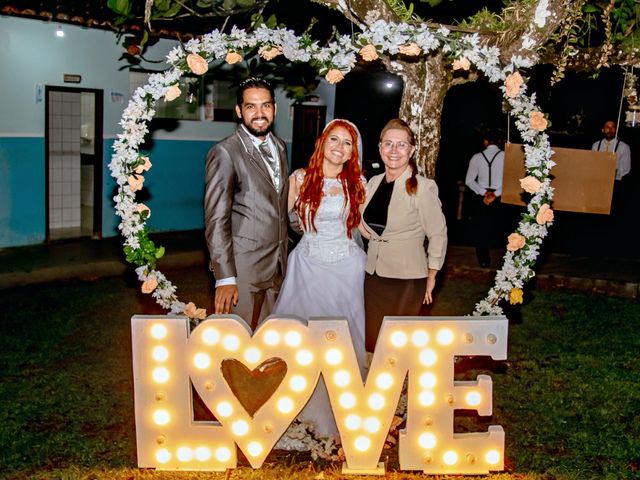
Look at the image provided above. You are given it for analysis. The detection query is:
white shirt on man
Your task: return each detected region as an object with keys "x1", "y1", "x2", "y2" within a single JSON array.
[
  {"x1": 591, "y1": 138, "x2": 631, "y2": 180},
  {"x1": 465, "y1": 144, "x2": 504, "y2": 197}
]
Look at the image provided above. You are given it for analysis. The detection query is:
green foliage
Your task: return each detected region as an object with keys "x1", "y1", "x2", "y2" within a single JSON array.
[
  {"x1": 579, "y1": 0, "x2": 639, "y2": 47},
  {"x1": 460, "y1": 7, "x2": 506, "y2": 32},
  {"x1": 385, "y1": 0, "x2": 421, "y2": 22},
  {"x1": 107, "y1": 0, "x2": 131, "y2": 16},
  {"x1": 122, "y1": 227, "x2": 165, "y2": 270},
  {"x1": 419, "y1": 0, "x2": 445, "y2": 7},
  {"x1": 151, "y1": 0, "x2": 183, "y2": 19}
]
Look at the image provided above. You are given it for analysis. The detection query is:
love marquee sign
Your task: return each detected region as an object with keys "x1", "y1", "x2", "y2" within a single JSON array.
[{"x1": 131, "y1": 315, "x2": 508, "y2": 475}]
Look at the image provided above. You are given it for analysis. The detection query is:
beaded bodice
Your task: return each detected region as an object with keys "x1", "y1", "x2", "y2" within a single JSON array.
[{"x1": 294, "y1": 172, "x2": 361, "y2": 264}]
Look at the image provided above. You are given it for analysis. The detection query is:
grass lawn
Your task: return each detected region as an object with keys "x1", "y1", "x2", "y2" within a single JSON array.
[{"x1": 0, "y1": 269, "x2": 638, "y2": 480}]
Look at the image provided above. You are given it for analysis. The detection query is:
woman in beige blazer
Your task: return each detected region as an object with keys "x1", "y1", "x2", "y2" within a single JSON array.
[{"x1": 360, "y1": 118, "x2": 447, "y2": 352}]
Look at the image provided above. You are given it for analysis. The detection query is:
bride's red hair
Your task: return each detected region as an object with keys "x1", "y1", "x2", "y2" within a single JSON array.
[{"x1": 296, "y1": 120, "x2": 365, "y2": 237}]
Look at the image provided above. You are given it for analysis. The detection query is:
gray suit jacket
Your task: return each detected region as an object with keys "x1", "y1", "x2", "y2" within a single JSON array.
[{"x1": 204, "y1": 125, "x2": 289, "y2": 288}]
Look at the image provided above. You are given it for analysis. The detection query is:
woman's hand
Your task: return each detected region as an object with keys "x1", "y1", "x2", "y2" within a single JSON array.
[
  {"x1": 287, "y1": 174, "x2": 301, "y2": 212},
  {"x1": 357, "y1": 222, "x2": 371, "y2": 240},
  {"x1": 423, "y1": 269, "x2": 438, "y2": 304}
]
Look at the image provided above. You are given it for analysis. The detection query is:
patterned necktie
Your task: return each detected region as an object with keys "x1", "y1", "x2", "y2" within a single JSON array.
[{"x1": 259, "y1": 141, "x2": 280, "y2": 190}]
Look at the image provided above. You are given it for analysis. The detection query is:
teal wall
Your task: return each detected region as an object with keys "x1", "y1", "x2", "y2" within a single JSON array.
[
  {"x1": 0, "y1": 137, "x2": 46, "y2": 246},
  {"x1": 0, "y1": 15, "x2": 334, "y2": 248},
  {"x1": 102, "y1": 138, "x2": 216, "y2": 237}
]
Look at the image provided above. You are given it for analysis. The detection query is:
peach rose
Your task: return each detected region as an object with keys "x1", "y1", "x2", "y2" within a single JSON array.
[
  {"x1": 136, "y1": 203, "x2": 150, "y2": 218},
  {"x1": 164, "y1": 84, "x2": 181, "y2": 102},
  {"x1": 529, "y1": 111, "x2": 548, "y2": 131},
  {"x1": 399, "y1": 42, "x2": 421, "y2": 56},
  {"x1": 128, "y1": 175, "x2": 144, "y2": 192},
  {"x1": 452, "y1": 57, "x2": 470, "y2": 71},
  {"x1": 186, "y1": 53, "x2": 209, "y2": 75},
  {"x1": 325, "y1": 69, "x2": 345, "y2": 84},
  {"x1": 225, "y1": 52, "x2": 243, "y2": 64},
  {"x1": 359, "y1": 44, "x2": 379, "y2": 61},
  {"x1": 507, "y1": 232, "x2": 526, "y2": 252},
  {"x1": 258, "y1": 45, "x2": 283, "y2": 61},
  {"x1": 520, "y1": 175, "x2": 542, "y2": 194},
  {"x1": 509, "y1": 287, "x2": 523, "y2": 305},
  {"x1": 134, "y1": 156, "x2": 152, "y2": 174},
  {"x1": 141, "y1": 275, "x2": 158, "y2": 294},
  {"x1": 536, "y1": 203, "x2": 554, "y2": 224},
  {"x1": 505, "y1": 72, "x2": 524, "y2": 98},
  {"x1": 184, "y1": 302, "x2": 207, "y2": 320}
]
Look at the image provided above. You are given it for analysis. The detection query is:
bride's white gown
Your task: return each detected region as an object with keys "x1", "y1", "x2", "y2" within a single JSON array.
[{"x1": 272, "y1": 173, "x2": 366, "y2": 440}]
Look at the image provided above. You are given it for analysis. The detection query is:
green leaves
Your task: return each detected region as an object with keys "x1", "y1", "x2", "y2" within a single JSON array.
[
  {"x1": 151, "y1": 0, "x2": 183, "y2": 18},
  {"x1": 582, "y1": 3, "x2": 600, "y2": 14},
  {"x1": 385, "y1": 0, "x2": 421, "y2": 22},
  {"x1": 107, "y1": 0, "x2": 131, "y2": 15},
  {"x1": 123, "y1": 228, "x2": 165, "y2": 270}
]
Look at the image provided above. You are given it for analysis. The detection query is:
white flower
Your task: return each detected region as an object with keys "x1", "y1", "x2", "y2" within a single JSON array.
[
  {"x1": 533, "y1": 0, "x2": 551, "y2": 28},
  {"x1": 522, "y1": 34, "x2": 536, "y2": 50},
  {"x1": 364, "y1": 9, "x2": 381, "y2": 24}
]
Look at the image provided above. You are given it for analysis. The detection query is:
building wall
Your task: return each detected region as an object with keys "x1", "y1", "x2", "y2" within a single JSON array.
[{"x1": 0, "y1": 15, "x2": 335, "y2": 248}]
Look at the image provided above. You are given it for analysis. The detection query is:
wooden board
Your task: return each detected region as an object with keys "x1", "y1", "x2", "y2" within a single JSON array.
[{"x1": 502, "y1": 143, "x2": 617, "y2": 214}]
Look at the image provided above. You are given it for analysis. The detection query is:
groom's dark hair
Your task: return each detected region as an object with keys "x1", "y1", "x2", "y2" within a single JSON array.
[{"x1": 236, "y1": 77, "x2": 275, "y2": 106}]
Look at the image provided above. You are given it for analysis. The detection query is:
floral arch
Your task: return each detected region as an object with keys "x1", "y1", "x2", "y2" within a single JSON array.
[{"x1": 109, "y1": 21, "x2": 555, "y2": 321}]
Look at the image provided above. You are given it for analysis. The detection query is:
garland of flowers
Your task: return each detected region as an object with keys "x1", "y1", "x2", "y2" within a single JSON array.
[
  {"x1": 110, "y1": 20, "x2": 554, "y2": 320},
  {"x1": 110, "y1": 14, "x2": 555, "y2": 457}
]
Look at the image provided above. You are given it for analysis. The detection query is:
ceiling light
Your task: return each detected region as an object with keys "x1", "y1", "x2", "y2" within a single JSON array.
[{"x1": 56, "y1": 25, "x2": 64, "y2": 38}]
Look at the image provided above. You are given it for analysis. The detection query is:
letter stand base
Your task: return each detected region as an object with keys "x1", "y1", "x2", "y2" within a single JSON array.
[{"x1": 341, "y1": 462, "x2": 385, "y2": 475}]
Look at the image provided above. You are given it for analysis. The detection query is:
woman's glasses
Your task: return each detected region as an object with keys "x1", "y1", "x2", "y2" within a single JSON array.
[{"x1": 380, "y1": 140, "x2": 412, "y2": 151}]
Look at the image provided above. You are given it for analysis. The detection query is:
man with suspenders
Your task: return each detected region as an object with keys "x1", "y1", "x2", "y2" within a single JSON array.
[
  {"x1": 591, "y1": 119, "x2": 632, "y2": 223},
  {"x1": 465, "y1": 131, "x2": 505, "y2": 268},
  {"x1": 591, "y1": 120, "x2": 631, "y2": 181}
]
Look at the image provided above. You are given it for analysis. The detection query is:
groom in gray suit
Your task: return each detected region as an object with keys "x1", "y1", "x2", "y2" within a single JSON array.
[{"x1": 204, "y1": 77, "x2": 289, "y2": 330}]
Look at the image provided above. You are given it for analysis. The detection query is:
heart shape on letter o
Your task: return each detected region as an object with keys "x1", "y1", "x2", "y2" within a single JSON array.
[
  {"x1": 221, "y1": 357, "x2": 287, "y2": 417},
  {"x1": 186, "y1": 315, "x2": 320, "y2": 468}
]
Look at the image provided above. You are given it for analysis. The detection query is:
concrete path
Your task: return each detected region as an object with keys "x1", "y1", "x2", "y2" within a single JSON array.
[{"x1": 0, "y1": 229, "x2": 638, "y2": 298}]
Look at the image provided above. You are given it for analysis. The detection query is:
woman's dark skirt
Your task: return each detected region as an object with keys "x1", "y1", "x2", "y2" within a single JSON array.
[{"x1": 364, "y1": 272, "x2": 425, "y2": 352}]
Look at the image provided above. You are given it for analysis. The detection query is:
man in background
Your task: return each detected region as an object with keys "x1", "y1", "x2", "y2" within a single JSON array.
[
  {"x1": 592, "y1": 120, "x2": 631, "y2": 182},
  {"x1": 465, "y1": 130, "x2": 504, "y2": 268}
]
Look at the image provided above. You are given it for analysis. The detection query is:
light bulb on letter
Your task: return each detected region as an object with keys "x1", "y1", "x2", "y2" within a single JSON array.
[
  {"x1": 152, "y1": 345, "x2": 169, "y2": 362},
  {"x1": 232, "y1": 420, "x2": 249, "y2": 436},
  {"x1": 215, "y1": 447, "x2": 232, "y2": 462},
  {"x1": 485, "y1": 449, "x2": 501, "y2": 465},
  {"x1": 202, "y1": 327, "x2": 220, "y2": 345},
  {"x1": 334, "y1": 370, "x2": 351, "y2": 387},
  {"x1": 436, "y1": 328, "x2": 454, "y2": 345},
  {"x1": 150, "y1": 324, "x2": 167, "y2": 339},
  {"x1": 443, "y1": 450, "x2": 458, "y2": 465}
]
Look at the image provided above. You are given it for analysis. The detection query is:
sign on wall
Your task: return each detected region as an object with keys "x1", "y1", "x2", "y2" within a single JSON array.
[{"x1": 131, "y1": 315, "x2": 508, "y2": 475}]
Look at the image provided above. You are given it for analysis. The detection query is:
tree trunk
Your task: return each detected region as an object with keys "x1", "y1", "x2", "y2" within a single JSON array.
[{"x1": 390, "y1": 54, "x2": 449, "y2": 179}]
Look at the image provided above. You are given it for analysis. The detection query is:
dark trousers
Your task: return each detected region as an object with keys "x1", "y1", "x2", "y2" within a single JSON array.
[
  {"x1": 467, "y1": 195, "x2": 503, "y2": 266},
  {"x1": 364, "y1": 273, "x2": 425, "y2": 352}
]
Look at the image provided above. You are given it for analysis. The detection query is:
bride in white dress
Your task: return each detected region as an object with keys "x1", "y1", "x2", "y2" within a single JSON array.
[{"x1": 273, "y1": 119, "x2": 367, "y2": 442}]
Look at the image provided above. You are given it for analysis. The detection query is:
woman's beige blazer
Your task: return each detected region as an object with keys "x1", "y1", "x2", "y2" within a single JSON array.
[{"x1": 362, "y1": 167, "x2": 447, "y2": 278}]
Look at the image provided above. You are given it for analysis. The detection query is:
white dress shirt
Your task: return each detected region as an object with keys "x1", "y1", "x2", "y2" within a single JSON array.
[
  {"x1": 591, "y1": 138, "x2": 631, "y2": 180},
  {"x1": 465, "y1": 144, "x2": 505, "y2": 197}
]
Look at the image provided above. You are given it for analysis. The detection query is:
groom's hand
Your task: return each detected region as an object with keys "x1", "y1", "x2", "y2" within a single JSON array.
[{"x1": 215, "y1": 285, "x2": 238, "y2": 314}]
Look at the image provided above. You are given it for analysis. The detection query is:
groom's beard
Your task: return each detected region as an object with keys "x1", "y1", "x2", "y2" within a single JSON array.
[{"x1": 243, "y1": 117, "x2": 273, "y2": 137}]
